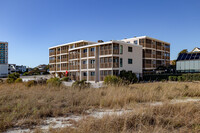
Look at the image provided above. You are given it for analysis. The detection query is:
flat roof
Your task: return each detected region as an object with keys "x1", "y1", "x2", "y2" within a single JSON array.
[
  {"x1": 68, "y1": 40, "x2": 142, "y2": 51},
  {"x1": 49, "y1": 40, "x2": 97, "y2": 49},
  {"x1": 122, "y1": 36, "x2": 170, "y2": 44}
]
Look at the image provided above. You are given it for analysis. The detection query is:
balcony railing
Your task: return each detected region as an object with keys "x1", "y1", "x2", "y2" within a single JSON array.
[
  {"x1": 61, "y1": 50, "x2": 68, "y2": 54},
  {"x1": 61, "y1": 58, "x2": 67, "y2": 62},
  {"x1": 144, "y1": 64, "x2": 152, "y2": 68},
  {"x1": 145, "y1": 43, "x2": 152, "y2": 48},
  {"x1": 144, "y1": 53, "x2": 152, "y2": 58},
  {"x1": 50, "y1": 60, "x2": 56, "y2": 63},
  {"x1": 157, "y1": 55, "x2": 162, "y2": 59},
  {"x1": 69, "y1": 54, "x2": 80, "y2": 59},
  {"x1": 113, "y1": 49, "x2": 119, "y2": 54},
  {"x1": 89, "y1": 52, "x2": 95, "y2": 57},
  {"x1": 61, "y1": 66, "x2": 68, "y2": 71},
  {"x1": 89, "y1": 64, "x2": 95, "y2": 69},
  {"x1": 113, "y1": 63, "x2": 119, "y2": 68},
  {"x1": 100, "y1": 63, "x2": 112, "y2": 68},
  {"x1": 49, "y1": 52, "x2": 56, "y2": 56},
  {"x1": 82, "y1": 76, "x2": 87, "y2": 81},
  {"x1": 57, "y1": 50, "x2": 61, "y2": 54},
  {"x1": 57, "y1": 59, "x2": 60, "y2": 62},
  {"x1": 50, "y1": 68, "x2": 56, "y2": 71},
  {"x1": 81, "y1": 64, "x2": 87, "y2": 69},
  {"x1": 81, "y1": 53, "x2": 87, "y2": 58},
  {"x1": 89, "y1": 76, "x2": 95, "y2": 81},
  {"x1": 100, "y1": 49, "x2": 112, "y2": 55},
  {"x1": 70, "y1": 65, "x2": 79, "y2": 70},
  {"x1": 166, "y1": 48, "x2": 170, "y2": 52}
]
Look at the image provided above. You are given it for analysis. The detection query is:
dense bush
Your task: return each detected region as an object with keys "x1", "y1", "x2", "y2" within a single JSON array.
[
  {"x1": 8, "y1": 73, "x2": 20, "y2": 81},
  {"x1": 72, "y1": 80, "x2": 91, "y2": 89},
  {"x1": 104, "y1": 75, "x2": 124, "y2": 86},
  {"x1": 47, "y1": 78, "x2": 61, "y2": 86},
  {"x1": 22, "y1": 72, "x2": 29, "y2": 76},
  {"x1": 168, "y1": 76, "x2": 177, "y2": 81},
  {"x1": 61, "y1": 77, "x2": 70, "y2": 81},
  {"x1": 119, "y1": 70, "x2": 138, "y2": 83},
  {"x1": 15, "y1": 78, "x2": 23, "y2": 83}
]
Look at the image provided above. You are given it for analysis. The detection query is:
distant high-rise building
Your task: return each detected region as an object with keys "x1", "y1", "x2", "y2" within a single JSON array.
[{"x1": 0, "y1": 41, "x2": 8, "y2": 77}]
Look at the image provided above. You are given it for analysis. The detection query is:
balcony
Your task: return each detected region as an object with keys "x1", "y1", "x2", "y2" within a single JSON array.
[
  {"x1": 144, "y1": 53, "x2": 152, "y2": 58},
  {"x1": 70, "y1": 75, "x2": 80, "y2": 81},
  {"x1": 57, "y1": 59, "x2": 60, "y2": 62},
  {"x1": 144, "y1": 64, "x2": 152, "y2": 68},
  {"x1": 70, "y1": 65, "x2": 79, "y2": 70},
  {"x1": 82, "y1": 76, "x2": 87, "y2": 81},
  {"x1": 145, "y1": 43, "x2": 152, "y2": 48},
  {"x1": 61, "y1": 49, "x2": 68, "y2": 54},
  {"x1": 61, "y1": 58, "x2": 67, "y2": 62},
  {"x1": 113, "y1": 49, "x2": 119, "y2": 54},
  {"x1": 57, "y1": 50, "x2": 61, "y2": 54},
  {"x1": 89, "y1": 51, "x2": 95, "y2": 57},
  {"x1": 100, "y1": 63, "x2": 112, "y2": 68},
  {"x1": 81, "y1": 64, "x2": 87, "y2": 69},
  {"x1": 89, "y1": 76, "x2": 95, "y2": 81},
  {"x1": 69, "y1": 54, "x2": 80, "y2": 59},
  {"x1": 113, "y1": 63, "x2": 119, "y2": 68},
  {"x1": 89, "y1": 64, "x2": 95, "y2": 69},
  {"x1": 100, "y1": 76, "x2": 104, "y2": 81},
  {"x1": 81, "y1": 53, "x2": 87, "y2": 58},
  {"x1": 166, "y1": 47, "x2": 170, "y2": 52},
  {"x1": 100, "y1": 49, "x2": 112, "y2": 55},
  {"x1": 50, "y1": 68, "x2": 56, "y2": 71},
  {"x1": 49, "y1": 60, "x2": 56, "y2": 63},
  {"x1": 49, "y1": 52, "x2": 56, "y2": 56},
  {"x1": 61, "y1": 66, "x2": 68, "y2": 71},
  {"x1": 157, "y1": 55, "x2": 162, "y2": 59}
]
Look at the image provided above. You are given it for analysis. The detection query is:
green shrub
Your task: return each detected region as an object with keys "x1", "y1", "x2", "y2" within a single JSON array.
[
  {"x1": 119, "y1": 70, "x2": 138, "y2": 83},
  {"x1": 15, "y1": 78, "x2": 23, "y2": 83},
  {"x1": 61, "y1": 77, "x2": 70, "y2": 82},
  {"x1": 72, "y1": 80, "x2": 90, "y2": 89},
  {"x1": 104, "y1": 75, "x2": 123, "y2": 86},
  {"x1": 6, "y1": 78, "x2": 15, "y2": 84},
  {"x1": 25, "y1": 80, "x2": 37, "y2": 87},
  {"x1": 8, "y1": 73, "x2": 20, "y2": 81},
  {"x1": 168, "y1": 76, "x2": 177, "y2": 81},
  {"x1": 47, "y1": 78, "x2": 61, "y2": 87},
  {"x1": 23, "y1": 72, "x2": 29, "y2": 76}
]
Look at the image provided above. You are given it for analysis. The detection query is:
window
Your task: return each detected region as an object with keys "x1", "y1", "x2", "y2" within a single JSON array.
[
  {"x1": 120, "y1": 58, "x2": 123, "y2": 67},
  {"x1": 128, "y1": 47, "x2": 132, "y2": 52},
  {"x1": 134, "y1": 40, "x2": 138, "y2": 44},
  {"x1": 91, "y1": 48, "x2": 95, "y2": 52},
  {"x1": 83, "y1": 49, "x2": 87, "y2": 53},
  {"x1": 90, "y1": 60, "x2": 95, "y2": 64},
  {"x1": 128, "y1": 59, "x2": 132, "y2": 64},
  {"x1": 83, "y1": 60, "x2": 87, "y2": 64},
  {"x1": 83, "y1": 72, "x2": 87, "y2": 76},
  {"x1": 120, "y1": 45, "x2": 123, "y2": 54},
  {"x1": 90, "y1": 72, "x2": 95, "y2": 76}
]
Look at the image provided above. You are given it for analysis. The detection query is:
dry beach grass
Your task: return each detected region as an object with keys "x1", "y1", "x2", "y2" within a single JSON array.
[{"x1": 1, "y1": 82, "x2": 200, "y2": 132}]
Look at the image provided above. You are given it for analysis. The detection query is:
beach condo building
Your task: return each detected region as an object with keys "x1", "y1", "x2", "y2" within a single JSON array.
[
  {"x1": 49, "y1": 40, "x2": 143, "y2": 82},
  {"x1": 122, "y1": 36, "x2": 170, "y2": 74}
]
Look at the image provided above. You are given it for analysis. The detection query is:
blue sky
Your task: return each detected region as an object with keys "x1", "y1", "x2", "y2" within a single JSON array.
[{"x1": 0, "y1": 0, "x2": 200, "y2": 67}]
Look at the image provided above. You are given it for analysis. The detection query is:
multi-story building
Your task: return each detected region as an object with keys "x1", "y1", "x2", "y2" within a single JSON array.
[
  {"x1": 0, "y1": 42, "x2": 8, "y2": 77},
  {"x1": 122, "y1": 36, "x2": 170, "y2": 73},
  {"x1": 49, "y1": 40, "x2": 143, "y2": 82}
]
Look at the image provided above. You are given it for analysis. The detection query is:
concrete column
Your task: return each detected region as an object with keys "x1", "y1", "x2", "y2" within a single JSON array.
[{"x1": 80, "y1": 49, "x2": 82, "y2": 80}]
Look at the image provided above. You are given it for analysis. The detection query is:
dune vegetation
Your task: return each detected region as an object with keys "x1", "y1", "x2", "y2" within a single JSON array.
[{"x1": 1, "y1": 82, "x2": 200, "y2": 132}]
